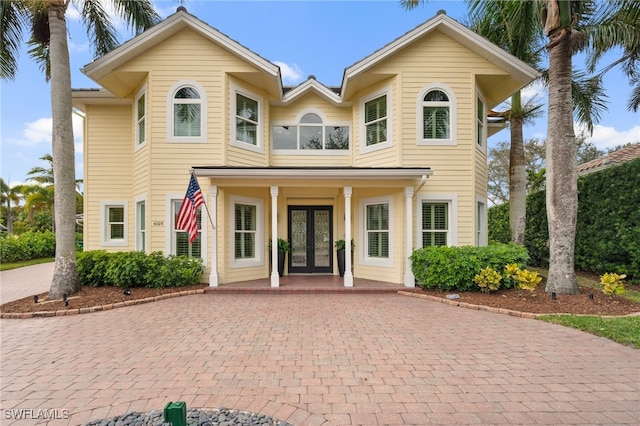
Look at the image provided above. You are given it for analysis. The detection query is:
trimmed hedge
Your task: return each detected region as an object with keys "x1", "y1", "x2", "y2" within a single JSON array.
[
  {"x1": 77, "y1": 250, "x2": 204, "y2": 288},
  {"x1": 410, "y1": 243, "x2": 529, "y2": 292},
  {"x1": 0, "y1": 231, "x2": 56, "y2": 263},
  {"x1": 489, "y1": 157, "x2": 640, "y2": 282}
]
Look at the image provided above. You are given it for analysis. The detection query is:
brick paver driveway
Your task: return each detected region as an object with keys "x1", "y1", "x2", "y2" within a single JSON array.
[{"x1": 1, "y1": 293, "x2": 639, "y2": 425}]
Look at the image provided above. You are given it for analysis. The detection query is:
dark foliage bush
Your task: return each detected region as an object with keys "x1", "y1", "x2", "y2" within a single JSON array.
[
  {"x1": 410, "y1": 243, "x2": 529, "y2": 291},
  {"x1": 77, "y1": 250, "x2": 204, "y2": 288},
  {"x1": 488, "y1": 158, "x2": 639, "y2": 282}
]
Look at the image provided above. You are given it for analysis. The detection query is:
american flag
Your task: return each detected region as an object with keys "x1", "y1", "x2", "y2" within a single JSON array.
[{"x1": 176, "y1": 174, "x2": 204, "y2": 243}]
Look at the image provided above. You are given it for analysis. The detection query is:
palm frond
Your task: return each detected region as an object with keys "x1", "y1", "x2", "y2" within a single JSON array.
[
  {"x1": 570, "y1": 71, "x2": 608, "y2": 134},
  {"x1": 112, "y1": 0, "x2": 160, "y2": 35},
  {"x1": 82, "y1": 0, "x2": 119, "y2": 57},
  {"x1": 0, "y1": 0, "x2": 28, "y2": 80}
]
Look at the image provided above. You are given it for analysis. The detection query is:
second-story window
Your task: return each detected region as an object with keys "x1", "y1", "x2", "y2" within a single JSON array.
[
  {"x1": 423, "y1": 89, "x2": 450, "y2": 140},
  {"x1": 236, "y1": 93, "x2": 259, "y2": 145},
  {"x1": 135, "y1": 90, "x2": 146, "y2": 146},
  {"x1": 173, "y1": 86, "x2": 201, "y2": 137},
  {"x1": 272, "y1": 112, "x2": 349, "y2": 151},
  {"x1": 364, "y1": 95, "x2": 387, "y2": 146}
]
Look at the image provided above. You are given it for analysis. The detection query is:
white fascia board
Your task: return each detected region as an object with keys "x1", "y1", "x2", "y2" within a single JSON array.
[
  {"x1": 82, "y1": 11, "x2": 281, "y2": 91},
  {"x1": 278, "y1": 79, "x2": 345, "y2": 106},
  {"x1": 193, "y1": 168, "x2": 433, "y2": 180},
  {"x1": 341, "y1": 13, "x2": 539, "y2": 92}
]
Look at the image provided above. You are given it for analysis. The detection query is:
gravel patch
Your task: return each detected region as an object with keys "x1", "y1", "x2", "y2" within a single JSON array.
[{"x1": 83, "y1": 407, "x2": 292, "y2": 426}]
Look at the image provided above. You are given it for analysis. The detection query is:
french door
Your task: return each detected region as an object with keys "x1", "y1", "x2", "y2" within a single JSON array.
[{"x1": 288, "y1": 206, "x2": 333, "y2": 274}]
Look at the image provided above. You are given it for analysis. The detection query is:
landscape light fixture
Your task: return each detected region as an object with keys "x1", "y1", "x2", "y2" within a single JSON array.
[{"x1": 33, "y1": 295, "x2": 38, "y2": 303}]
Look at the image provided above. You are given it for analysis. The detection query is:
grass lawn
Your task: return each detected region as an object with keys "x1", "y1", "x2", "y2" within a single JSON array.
[
  {"x1": 0, "y1": 257, "x2": 54, "y2": 271},
  {"x1": 538, "y1": 315, "x2": 640, "y2": 349},
  {"x1": 532, "y1": 267, "x2": 640, "y2": 349}
]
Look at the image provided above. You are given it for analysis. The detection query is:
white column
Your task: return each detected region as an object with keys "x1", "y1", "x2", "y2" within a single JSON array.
[
  {"x1": 344, "y1": 186, "x2": 353, "y2": 287},
  {"x1": 270, "y1": 186, "x2": 279, "y2": 287},
  {"x1": 404, "y1": 186, "x2": 415, "y2": 287},
  {"x1": 209, "y1": 185, "x2": 219, "y2": 287}
]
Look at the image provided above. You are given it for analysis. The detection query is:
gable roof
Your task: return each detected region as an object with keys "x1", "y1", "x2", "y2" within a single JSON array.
[
  {"x1": 577, "y1": 143, "x2": 640, "y2": 175},
  {"x1": 81, "y1": 6, "x2": 282, "y2": 97},
  {"x1": 79, "y1": 7, "x2": 537, "y2": 107},
  {"x1": 341, "y1": 10, "x2": 539, "y2": 103}
]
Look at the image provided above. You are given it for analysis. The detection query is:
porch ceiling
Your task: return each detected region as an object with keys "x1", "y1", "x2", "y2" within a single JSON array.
[{"x1": 192, "y1": 166, "x2": 432, "y2": 181}]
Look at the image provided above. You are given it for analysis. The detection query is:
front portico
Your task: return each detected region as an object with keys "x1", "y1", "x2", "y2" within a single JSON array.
[{"x1": 195, "y1": 167, "x2": 432, "y2": 288}]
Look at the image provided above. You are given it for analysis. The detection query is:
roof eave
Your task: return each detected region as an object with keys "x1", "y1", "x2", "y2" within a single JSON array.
[{"x1": 193, "y1": 167, "x2": 432, "y2": 180}]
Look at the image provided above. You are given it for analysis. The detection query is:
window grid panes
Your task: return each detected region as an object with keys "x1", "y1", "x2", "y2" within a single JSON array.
[
  {"x1": 422, "y1": 202, "x2": 448, "y2": 247},
  {"x1": 108, "y1": 207, "x2": 124, "y2": 240},
  {"x1": 173, "y1": 200, "x2": 201, "y2": 258},
  {"x1": 173, "y1": 86, "x2": 201, "y2": 137},
  {"x1": 366, "y1": 203, "x2": 389, "y2": 258},
  {"x1": 136, "y1": 93, "x2": 145, "y2": 145},
  {"x1": 234, "y1": 204, "x2": 256, "y2": 259},
  {"x1": 137, "y1": 201, "x2": 145, "y2": 251},
  {"x1": 236, "y1": 94, "x2": 258, "y2": 145},
  {"x1": 364, "y1": 95, "x2": 387, "y2": 146},
  {"x1": 423, "y1": 90, "x2": 450, "y2": 140},
  {"x1": 477, "y1": 97, "x2": 484, "y2": 146}
]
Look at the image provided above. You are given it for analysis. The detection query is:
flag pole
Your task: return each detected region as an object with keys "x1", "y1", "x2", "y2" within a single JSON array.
[{"x1": 191, "y1": 169, "x2": 215, "y2": 230}]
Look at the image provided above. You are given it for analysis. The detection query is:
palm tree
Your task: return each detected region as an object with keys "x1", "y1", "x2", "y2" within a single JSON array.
[
  {"x1": 466, "y1": 0, "x2": 544, "y2": 246},
  {"x1": 1, "y1": 0, "x2": 159, "y2": 299},
  {"x1": 0, "y1": 178, "x2": 23, "y2": 234}
]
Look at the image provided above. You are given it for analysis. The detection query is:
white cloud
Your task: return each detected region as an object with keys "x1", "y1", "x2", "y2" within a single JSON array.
[
  {"x1": 576, "y1": 123, "x2": 640, "y2": 150},
  {"x1": 9, "y1": 115, "x2": 83, "y2": 153},
  {"x1": 274, "y1": 61, "x2": 305, "y2": 86}
]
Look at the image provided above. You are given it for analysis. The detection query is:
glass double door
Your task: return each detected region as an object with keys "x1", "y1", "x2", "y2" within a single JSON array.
[{"x1": 288, "y1": 206, "x2": 333, "y2": 274}]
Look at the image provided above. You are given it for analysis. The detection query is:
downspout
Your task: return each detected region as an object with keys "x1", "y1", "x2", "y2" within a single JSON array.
[{"x1": 415, "y1": 174, "x2": 428, "y2": 193}]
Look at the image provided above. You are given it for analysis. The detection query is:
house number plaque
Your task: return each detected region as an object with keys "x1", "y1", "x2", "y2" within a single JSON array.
[{"x1": 153, "y1": 220, "x2": 164, "y2": 227}]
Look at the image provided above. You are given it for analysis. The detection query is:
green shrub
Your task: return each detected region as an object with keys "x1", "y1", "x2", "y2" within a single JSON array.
[
  {"x1": 77, "y1": 250, "x2": 112, "y2": 287},
  {"x1": 0, "y1": 231, "x2": 56, "y2": 262},
  {"x1": 78, "y1": 250, "x2": 203, "y2": 288},
  {"x1": 411, "y1": 243, "x2": 528, "y2": 292},
  {"x1": 516, "y1": 269, "x2": 542, "y2": 292}
]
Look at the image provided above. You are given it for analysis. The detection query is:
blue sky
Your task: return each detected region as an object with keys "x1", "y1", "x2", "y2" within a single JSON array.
[{"x1": 1, "y1": 0, "x2": 639, "y2": 187}]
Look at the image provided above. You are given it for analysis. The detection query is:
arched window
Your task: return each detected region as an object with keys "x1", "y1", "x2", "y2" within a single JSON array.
[
  {"x1": 423, "y1": 90, "x2": 450, "y2": 139},
  {"x1": 167, "y1": 80, "x2": 207, "y2": 142},
  {"x1": 173, "y1": 86, "x2": 201, "y2": 137},
  {"x1": 272, "y1": 110, "x2": 350, "y2": 151},
  {"x1": 299, "y1": 113, "x2": 323, "y2": 149},
  {"x1": 417, "y1": 84, "x2": 456, "y2": 145}
]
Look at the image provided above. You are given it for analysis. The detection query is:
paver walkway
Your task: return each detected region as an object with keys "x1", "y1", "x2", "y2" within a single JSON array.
[{"x1": 1, "y1": 291, "x2": 638, "y2": 425}]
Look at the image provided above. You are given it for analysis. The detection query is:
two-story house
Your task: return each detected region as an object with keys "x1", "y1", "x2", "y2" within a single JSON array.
[{"x1": 72, "y1": 7, "x2": 537, "y2": 288}]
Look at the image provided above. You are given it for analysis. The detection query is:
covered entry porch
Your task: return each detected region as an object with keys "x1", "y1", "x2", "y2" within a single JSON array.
[{"x1": 193, "y1": 166, "x2": 432, "y2": 288}]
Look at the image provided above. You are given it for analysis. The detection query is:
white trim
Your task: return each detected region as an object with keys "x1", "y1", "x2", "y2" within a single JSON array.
[
  {"x1": 100, "y1": 201, "x2": 128, "y2": 247},
  {"x1": 281, "y1": 79, "x2": 343, "y2": 106},
  {"x1": 194, "y1": 167, "x2": 432, "y2": 180},
  {"x1": 417, "y1": 83, "x2": 457, "y2": 146},
  {"x1": 359, "y1": 195, "x2": 393, "y2": 268},
  {"x1": 230, "y1": 195, "x2": 264, "y2": 268},
  {"x1": 230, "y1": 84, "x2": 264, "y2": 153},
  {"x1": 342, "y1": 13, "x2": 539, "y2": 94},
  {"x1": 360, "y1": 86, "x2": 393, "y2": 154},
  {"x1": 134, "y1": 195, "x2": 146, "y2": 252},
  {"x1": 166, "y1": 80, "x2": 208, "y2": 143},
  {"x1": 476, "y1": 195, "x2": 488, "y2": 247},
  {"x1": 134, "y1": 85, "x2": 147, "y2": 150},
  {"x1": 82, "y1": 11, "x2": 281, "y2": 88},
  {"x1": 416, "y1": 194, "x2": 458, "y2": 247}
]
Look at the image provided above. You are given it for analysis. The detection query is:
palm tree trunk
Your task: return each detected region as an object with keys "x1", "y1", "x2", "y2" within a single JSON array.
[
  {"x1": 48, "y1": 2, "x2": 80, "y2": 298},
  {"x1": 509, "y1": 91, "x2": 526, "y2": 245},
  {"x1": 545, "y1": 28, "x2": 578, "y2": 295}
]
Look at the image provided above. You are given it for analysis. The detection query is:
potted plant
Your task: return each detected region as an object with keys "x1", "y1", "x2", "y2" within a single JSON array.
[
  {"x1": 269, "y1": 238, "x2": 290, "y2": 277},
  {"x1": 335, "y1": 239, "x2": 354, "y2": 277}
]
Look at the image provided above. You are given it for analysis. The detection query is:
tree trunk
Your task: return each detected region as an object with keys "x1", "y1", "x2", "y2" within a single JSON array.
[
  {"x1": 545, "y1": 28, "x2": 578, "y2": 295},
  {"x1": 509, "y1": 91, "x2": 526, "y2": 246},
  {"x1": 48, "y1": 3, "x2": 80, "y2": 299}
]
